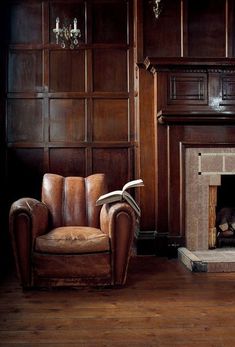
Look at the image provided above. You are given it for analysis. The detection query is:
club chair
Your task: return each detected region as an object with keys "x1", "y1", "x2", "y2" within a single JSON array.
[{"x1": 9, "y1": 173, "x2": 136, "y2": 288}]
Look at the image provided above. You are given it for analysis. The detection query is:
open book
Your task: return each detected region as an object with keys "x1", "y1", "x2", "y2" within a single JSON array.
[{"x1": 96, "y1": 179, "x2": 144, "y2": 217}]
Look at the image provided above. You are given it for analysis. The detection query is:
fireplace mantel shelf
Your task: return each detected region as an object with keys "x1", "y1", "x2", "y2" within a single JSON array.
[
  {"x1": 157, "y1": 110, "x2": 235, "y2": 125},
  {"x1": 144, "y1": 57, "x2": 235, "y2": 73}
]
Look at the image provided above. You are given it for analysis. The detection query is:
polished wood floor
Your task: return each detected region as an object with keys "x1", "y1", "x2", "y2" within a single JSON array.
[{"x1": 1, "y1": 256, "x2": 235, "y2": 346}]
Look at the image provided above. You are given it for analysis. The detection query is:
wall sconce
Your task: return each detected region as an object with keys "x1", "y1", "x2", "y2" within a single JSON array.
[
  {"x1": 151, "y1": 0, "x2": 162, "y2": 19},
  {"x1": 53, "y1": 17, "x2": 81, "y2": 49}
]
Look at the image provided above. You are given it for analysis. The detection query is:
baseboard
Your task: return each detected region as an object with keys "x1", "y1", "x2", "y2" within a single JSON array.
[
  {"x1": 136, "y1": 231, "x2": 184, "y2": 257},
  {"x1": 136, "y1": 230, "x2": 157, "y2": 255}
]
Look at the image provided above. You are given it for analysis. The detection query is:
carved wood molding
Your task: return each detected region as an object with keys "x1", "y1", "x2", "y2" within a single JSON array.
[
  {"x1": 144, "y1": 57, "x2": 235, "y2": 122},
  {"x1": 157, "y1": 110, "x2": 235, "y2": 125},
  {"x1": 144, "y1": 57, "x2": 235, "y2": 74}
]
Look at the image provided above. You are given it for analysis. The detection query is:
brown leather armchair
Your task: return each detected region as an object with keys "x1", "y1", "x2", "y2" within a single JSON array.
[{"x1": 9, "y1": 173, "x2": 136, "y2": 288}]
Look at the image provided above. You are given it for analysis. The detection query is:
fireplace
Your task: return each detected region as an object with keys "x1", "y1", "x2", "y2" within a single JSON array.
[
  {"x1": 179, "y1": 148, "x2": 235, "y2": 272},
  {"x1": 144, "y1": 58, "x2": 235, "y2": 266},
  {"x1": 216, "y1": 175, "x2": 235, "y2": 247},
  {"x1": 185, "y1": 148, "x2": 235, "y2": 251}
]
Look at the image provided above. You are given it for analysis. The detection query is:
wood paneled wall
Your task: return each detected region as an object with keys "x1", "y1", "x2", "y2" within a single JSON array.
[
  {"x1": 5, "y1": 0, "x2": 135, "y2": 206},
  {"x1": 135, "y1": 0, "x2": 235, "y2": 253},
  {"x1": 138, "y1": 0, "x2": 235, "y2": 60},
  {"x1": 0, "y1": 3, "x2": 8, "y2": 272},
  {"x1": 0, "y1": 0, "x2": 136, "y2": 270},
  {"x1": 2, "y1": 0, "x2": 235, "y2": 261}
]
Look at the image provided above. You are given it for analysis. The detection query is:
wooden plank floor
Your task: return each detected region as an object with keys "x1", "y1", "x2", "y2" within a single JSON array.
[{"x1": 1, "y1": 256, "x2": 235, "y2": 347}]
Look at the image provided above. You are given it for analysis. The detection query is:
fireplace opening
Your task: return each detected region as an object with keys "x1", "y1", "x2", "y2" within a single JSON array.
[{"x1": 216, "y1": 175, "x2": 235, "y2": 247}]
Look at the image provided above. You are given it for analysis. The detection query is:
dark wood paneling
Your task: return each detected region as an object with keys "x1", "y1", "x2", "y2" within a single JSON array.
[
  {"x1": 3, "y1": 0, "x2": 134, "y2": 267},
  {"x1": 49, "y1": 2, "x2": 85, "y2": 45},
  {"x1": 8, "y1": 50, "x2": 42, "y2": 93},
  {"x1": 5, "y1": 0, "x2": 235, "y2": 257},
  {"x1": 231, "y1": 0, "x2": 235, "y2": 57},
  {"x1": 0, "y1": 3, "x2": 8, "y2": 276},
  {"x1": 49, "y1": 50, "x2": 85, "y2": 92},
  {"x1": 137, "y1": 0, "x2": 235, "y2": 246},
  {"x1": 168, "y1": 73, "x2": 207, "y2": 104},
  {"x1": 167, "y1": 125, "x2": 184, "y2": 238},
  {"x1": 156, "y1": 121, "x2": 168, "y2": 233},
  {"x1": 143, "y1": 59, "x2": 235, "y2": 251},
  {"x1": 49, "y1": 99, "x2": 86, "y2": 142},
  {"x1": 9, "y1": 2, "x2": 42, "y2": 44},
  {"x1": 139, "y1": 0, "x2": 235, "y2": 61},
  {"x1": 143, "y1": 0, "x2": 181, "y2": 58},
  {"x1": 137, "y1": 68, "x2": 156, "y2": 230},
  {"x1": 188, "y1": 0, "x2": 225, "y2": 57},
  {"x1": 92, "y1": 2, "x2": 127, "y2": 44},
  {"x1": 145, "y1": 58, "x2": 235, "y2": 114},
  {"x1": 92, "y1": 148, "x2": 131, "y2": 192},
  {"x1": 7, "y1": 99, "x2": 43, "y2": 143},
  {"x1": 222, "y1": 75, "x2": 235, "y2": 102},
  {"x1": 49, "y1": 148, "x2": 86, "y2": 177},
  {"x1": 93, "y1": 49, "x2": 128, "y2": 92},
  {"x1": 93, "y1": 99, "x2": 129, "y2": 141}
]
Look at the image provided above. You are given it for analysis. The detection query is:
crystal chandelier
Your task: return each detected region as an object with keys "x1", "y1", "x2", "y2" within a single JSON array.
[{"x1": 53, "y1": 17, "x2": 81, "y2": 49}]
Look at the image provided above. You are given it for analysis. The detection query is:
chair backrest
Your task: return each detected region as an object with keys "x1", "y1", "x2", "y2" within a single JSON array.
[{"x1": 41, "y1": 173, "x2": 108, "y2": 228}]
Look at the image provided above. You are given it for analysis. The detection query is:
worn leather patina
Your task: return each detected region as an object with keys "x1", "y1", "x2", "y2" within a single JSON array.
[{"x1": 9, "y1": 173, "x2": 136, "y2": 288}]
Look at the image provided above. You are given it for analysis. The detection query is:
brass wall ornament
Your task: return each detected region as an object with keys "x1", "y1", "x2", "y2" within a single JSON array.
[
  {"x1": 151, "y1": 0, "x2": 162, "y2": 19},
  {"x1": 53, "y1": 17, "x2": 81, "y2": 49}
]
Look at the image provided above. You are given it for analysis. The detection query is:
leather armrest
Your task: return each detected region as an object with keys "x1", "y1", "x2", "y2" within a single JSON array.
[
  {"x1": 100, "y1": 202, "x2": 136, "y2": 285},
  {"x1": 10, "y1": 197, "x2": 49, "y2": 241},
  {"x1": 9, "y1": 198, "x2": 49, "y2": 287}
]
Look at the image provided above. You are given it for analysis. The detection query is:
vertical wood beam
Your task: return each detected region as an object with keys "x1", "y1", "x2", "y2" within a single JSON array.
[{"x1": 208, "y1": 185, "x2": 217, "y2": 249}]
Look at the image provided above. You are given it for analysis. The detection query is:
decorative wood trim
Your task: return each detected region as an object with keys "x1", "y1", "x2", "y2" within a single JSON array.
[
  {"x1": 144, "y1": 57, "x2": 235, "y2": 73},
  {"x1": 180, "y1": 0, "x2": 184, "y2": 57},
  {"x1": 168, "y1": 74, "x2": 207, "y2": 104},
  {"x1": 208, "y1": 186, "x2": 218, "y2": 249},
  {"x1": 157, "y1": 110, "x2": 235, "y2": 125},
  {"x1": 222, "y1": 75, "x2": 235, "y2": 100},
  {"x1": 182, "y1": 0, "x2": 188, "y2": 57},
  {"x1": 225, "y1": 0, "x2": 229, "y2": 57},
  {"x1": 133, "y1": 0, "x2": 143, "y2": 63},
  {"x1": 227, "y1": 0, "x2": 234, "y2": 57}
]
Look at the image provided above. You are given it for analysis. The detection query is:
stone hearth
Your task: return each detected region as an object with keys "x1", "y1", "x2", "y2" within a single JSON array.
[{"x1": 178, "y1": 247, "x2": 235, "y2": 272}]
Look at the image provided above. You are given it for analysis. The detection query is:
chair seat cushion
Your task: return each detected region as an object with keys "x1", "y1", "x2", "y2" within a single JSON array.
[{"x1": 35, "y1": 226, "x2": 110, "y2": 254}]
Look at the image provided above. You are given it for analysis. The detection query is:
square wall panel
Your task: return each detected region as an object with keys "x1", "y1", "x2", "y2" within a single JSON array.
[
  {"x1": 9, "y1": 3, "x2": 42, "y2": 44},
  {"x1": 92, "y1": 2, "x2": 127, "y2": 44},
  {"x1": 143, "y1": 0, "x2": 181, "y2": 57},
  {"x1": 188, "y1": 0, "x2": 225, "y2": 57},
  {"x1": 7, "y1": 99, "x2": 43, "y2": 143},
  {"x1": 49, "y1": 50, "x2": 85, "y2": 92},
  {"x1": 49, "y1": 99, "x2": 86, "y2": 142},
  {"x1": 93, "y1": 99, "x2": 129, "y2": 141},
  {"x1": 8, "y1": 51, "x2": 42, "y2": 93},
  {"x1": 92, "y1": 148, "x2": 130, "y2": 192},
  {"x1": 93, "y1": 49, "x2": 128, "y2": 92},
  {"x1": 49, "y1": 148, "x2": 86, "y2": 177}
]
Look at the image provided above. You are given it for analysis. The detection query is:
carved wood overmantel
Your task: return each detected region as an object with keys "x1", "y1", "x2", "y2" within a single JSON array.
[
  {"x1": 145, "y1": 57, "x2": 235, "y2": 124},
  {"x1": 144, "y1": 57, "x2": 235, "y2": 250}
]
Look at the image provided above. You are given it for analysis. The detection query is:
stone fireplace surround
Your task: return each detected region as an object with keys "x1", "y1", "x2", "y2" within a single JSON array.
[{"x1": 178, "y1": 147, "x2": 235, "y2": 272}]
